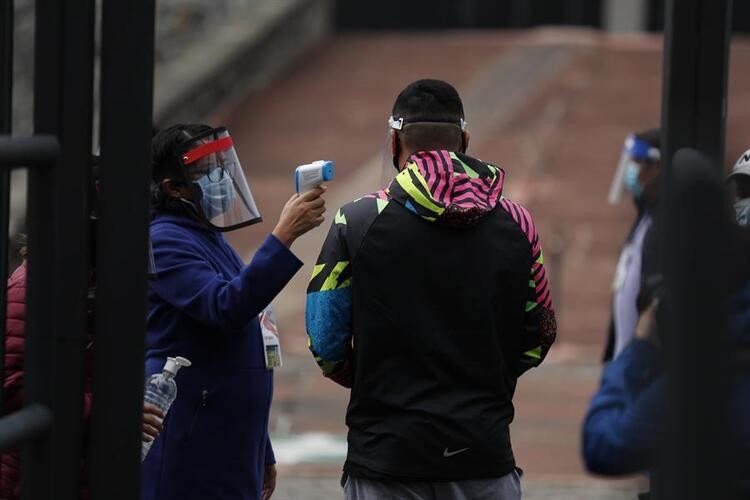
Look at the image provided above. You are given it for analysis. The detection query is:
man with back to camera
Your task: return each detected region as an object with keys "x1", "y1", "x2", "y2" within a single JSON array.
[{"x1": 305, "y1": 79, "x2": 557, "y2": 500}]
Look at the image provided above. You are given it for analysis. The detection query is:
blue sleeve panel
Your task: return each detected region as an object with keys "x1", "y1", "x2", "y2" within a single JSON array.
[
  {"x1": 305, "y1": 212, "x2": 353, "y2": 377},
  {"x1": 305, "y1": 196, "x2": 386, "y2": 380},
  {"x1": 150, "y1": 228, "x2": 302, "y2": 332},
  {"x1": 306, "y1": 288, "x2": 353, "y2": 363},
  {"x1": 582, "y1": 339, "x2": 663, "y2": 476}
]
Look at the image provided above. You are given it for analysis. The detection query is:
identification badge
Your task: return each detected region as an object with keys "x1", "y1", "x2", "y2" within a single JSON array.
[
  {"x1": 260, "y1": 305, "x2": 282, "y2": 369},
  {"x1": 612, "y1": 247, "x2": 631, "y2": 292}
]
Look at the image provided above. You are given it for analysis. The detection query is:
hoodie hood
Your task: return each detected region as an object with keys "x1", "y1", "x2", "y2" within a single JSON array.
[{"x1": 388, "y1": 150, "x2": 505, "y2": 227}]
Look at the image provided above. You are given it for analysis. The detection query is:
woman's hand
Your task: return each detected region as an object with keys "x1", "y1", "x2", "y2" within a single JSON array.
[
  {"x1": 262, "y1": 463, "x2": 277, "y2": 500},
  {"x1": 272, "y1": 186, "x2": 327, "y2": 247},
  {"x1": 142, "y1": 403, "x2": 165, "y2": 443},
  {"x1": 635, "y1": 299, "x2": 660, "y2": 346}
]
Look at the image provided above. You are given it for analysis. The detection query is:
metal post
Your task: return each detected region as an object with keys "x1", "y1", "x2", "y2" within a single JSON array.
[
  {"x1": 660, "y1": 0, "x2": 732, "y2": 172},
  {"x1": 510, "y1": 0, "x2": 531, "y2": 28},
  {"x1": 659, "y1": 150, "x2": 732, "y2": 499},
  {"x1": 0, "y1": 404, "x2": 53, "y2": 452},
  {"x1": 658, "y1": 1, "x2": 734, "y2": 498},
  {"x1": 24, "y1": 1, "x2": 96, "y2": 498},
  {"x1": 89, "y1": 0, "x2": 155, "y2": 498},
  {"x1": 50, "y1": 1, "x2": 96, "y2": 499},
  {"x1": 0, "y1": 0, "x2": 13, "y2": 415},
  {"x1": 0, "y1": 136, "x2": 60, "y2": 166},
  {"x1": 22, "y1": 0, "x2": 63, "y2": 496}
]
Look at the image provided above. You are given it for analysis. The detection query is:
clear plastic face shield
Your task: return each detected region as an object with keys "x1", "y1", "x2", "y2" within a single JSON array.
[
  {"x1": 380, "y1": 116, "x2": 467, "y2": 188},
  {"x1": 608, "y1": 133, "x2": 661, "y2": 204},
  {"x1": 177, "y1": 127, "x2": 262, "y2": 231}
]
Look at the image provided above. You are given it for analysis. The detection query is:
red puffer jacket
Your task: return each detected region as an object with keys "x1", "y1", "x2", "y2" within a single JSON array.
[
  {"x1": 0, "y1": 263, "x2": 93, "y2": 499},
  {"x1": 1, "y1": 263, "x2": 28, "y2": 499}
]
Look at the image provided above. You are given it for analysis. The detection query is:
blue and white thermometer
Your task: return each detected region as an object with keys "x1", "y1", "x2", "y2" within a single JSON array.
[{"x1": 295, "y1": 160, "x2": 334, "y2": 193}]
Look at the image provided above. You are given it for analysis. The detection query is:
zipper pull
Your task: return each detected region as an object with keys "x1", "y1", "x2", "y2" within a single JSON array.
[{"x1": 200, "y1": 389, "x2": 208, "y2": 407}]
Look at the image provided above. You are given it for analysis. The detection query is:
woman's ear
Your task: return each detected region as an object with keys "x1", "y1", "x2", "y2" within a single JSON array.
[{"x1": 160, "y1": 178, "x2": 183, "y2": 199}]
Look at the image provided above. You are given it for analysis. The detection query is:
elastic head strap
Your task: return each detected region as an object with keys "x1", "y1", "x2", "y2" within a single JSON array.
[
  {"x1": 388, "y1": 116, "x2": 467, "y2": 132},
  {"x1": 625, "y1": 134, "x2": 661, "y2": 162}
]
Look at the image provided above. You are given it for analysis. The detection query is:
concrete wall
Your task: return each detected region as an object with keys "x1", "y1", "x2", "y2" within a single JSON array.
[
  {"x1": 6, "y1": 0, "x2": 333, "y2": 254},
  {"x1": 154, "y1": 0, "x2": 333, "y2": 125}
]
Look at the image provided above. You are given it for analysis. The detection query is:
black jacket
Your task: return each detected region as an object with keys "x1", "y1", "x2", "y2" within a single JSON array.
[{"x1": 306, "y1": 151, "x2": 557, "y2": 481}]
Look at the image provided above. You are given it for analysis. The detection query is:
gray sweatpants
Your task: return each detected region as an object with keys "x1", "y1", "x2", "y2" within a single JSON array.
[{"x1": 343, "y1": 470, "x2": 522, "y2": 500}]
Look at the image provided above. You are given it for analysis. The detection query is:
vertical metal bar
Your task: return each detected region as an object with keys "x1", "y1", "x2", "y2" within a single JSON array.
[
  {"x1": 0, "y1": 0, "x2": 12, "y2": 133},
  {"x1": 22, "y1": 0, "x2": 62, "y2": 497},
  {"x1": 0, "y1": 0, "x2": 13, "y2": 416},
  {"x1": 659, "y1": 152, "x2": 732, "y2": 499},
  {"x1": 658, "y1": 0, "x2": 734, "y2": 498},
  {"x1": 564, "y1": 0, "x2": 585, "y2": 25},
  {"x1": 510, "y1": 0, "x2": 531, "y2": 27},
  {"x1": 89, "y1": 0, "x2": 155, "y2": 498},
  {"x1": 660, "y1": 0, "x2": 732, "y2": 172},
  {"x1": 49, "y1": 0, "x2": 96, "y2": 498}
]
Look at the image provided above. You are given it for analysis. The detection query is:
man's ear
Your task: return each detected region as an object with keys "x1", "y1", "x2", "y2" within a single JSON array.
[
  {"x1": 461, "y1": 131, "x2": 470, "y2": 153},
  {"x1": 390, "y1": 129, "x2": 399, "y2": 156}
]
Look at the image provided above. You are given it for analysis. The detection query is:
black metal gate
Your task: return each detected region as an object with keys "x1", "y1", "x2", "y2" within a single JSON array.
[{"x1": 0, "y1": 1, "x2": 154, "y2": 499}]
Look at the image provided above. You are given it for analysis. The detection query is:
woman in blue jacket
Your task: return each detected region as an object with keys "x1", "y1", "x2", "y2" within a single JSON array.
[{"x1": 142, "y1": 124, "x2": 326, "y2": 500}]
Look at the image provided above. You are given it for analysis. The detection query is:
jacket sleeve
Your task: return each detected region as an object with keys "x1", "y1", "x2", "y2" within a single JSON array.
[
  {"x1": 582, "y1": 339, "x2": 662, "y2": 475},
  {"x1": 265, "y1": 435, "x2": 275, "y2": 465},
  {"x1": 150, "y1": 229, "x2": 302, "y2": 332},
  {"x1": 305, "y1": 209, "x2": 354, "y2": 388},
  {"x1": 501, "y1": 199, "x2": 558, "y2": 376}
]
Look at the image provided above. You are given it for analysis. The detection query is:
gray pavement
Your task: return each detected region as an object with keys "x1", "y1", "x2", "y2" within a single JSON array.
[{"x1": 272, "y1": 476, "x2": 642, "y2": 500}]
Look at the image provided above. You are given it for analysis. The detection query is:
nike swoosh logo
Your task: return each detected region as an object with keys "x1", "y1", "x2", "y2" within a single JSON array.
[{"x1": 443, "y1": 447, "x2": 470, "y2": 457}]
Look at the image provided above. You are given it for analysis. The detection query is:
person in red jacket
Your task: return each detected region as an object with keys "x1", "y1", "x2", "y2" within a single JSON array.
[{"x1": 0, "y1": 253, "x2": 164, "y2": 499}]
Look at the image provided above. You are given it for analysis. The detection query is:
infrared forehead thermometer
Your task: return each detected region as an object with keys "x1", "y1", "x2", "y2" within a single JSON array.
[{"x1": 295, "y1": 160, "x2": 334, "y2": 193}]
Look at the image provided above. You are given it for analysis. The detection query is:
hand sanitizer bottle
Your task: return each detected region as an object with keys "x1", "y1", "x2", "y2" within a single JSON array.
[{"x1": 141, "y1": 356, "x2": 191, "y2": 461}]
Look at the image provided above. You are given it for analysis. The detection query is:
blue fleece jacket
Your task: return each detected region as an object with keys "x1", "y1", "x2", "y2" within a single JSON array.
[
  {"x1": 141, "y1": 213, "x2": 302, "y2": 500},
  {"x1": 583, "y1": 283, "x2": 750, "y2": 481}
]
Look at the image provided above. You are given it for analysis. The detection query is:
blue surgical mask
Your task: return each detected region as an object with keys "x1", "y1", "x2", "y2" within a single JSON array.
[
  {"x1": 625, "y1": 162, "x2": 643, "y2": 199},
  {"x1": 195, "y1": 174, "x2": 236, "y2": 217},
  {"x1": 735, "y1": 198, "x2": 750, "y2": 227}
]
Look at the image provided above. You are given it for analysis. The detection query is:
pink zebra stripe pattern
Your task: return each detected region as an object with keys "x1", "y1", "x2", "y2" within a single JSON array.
[
  {"x1": 500, "y1": 197, "x2": 553, "y2": 311},
  {"x1": 409, "y1": 150, "x2": 504, "y2": 211}
]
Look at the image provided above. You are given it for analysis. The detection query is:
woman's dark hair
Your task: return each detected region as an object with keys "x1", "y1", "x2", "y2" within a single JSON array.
[{"x1": 150, "y1": 123, "x2": 213, "y2": 217}]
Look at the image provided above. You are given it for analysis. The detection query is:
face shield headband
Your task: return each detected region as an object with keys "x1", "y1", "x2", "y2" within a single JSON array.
[
  {"x1": 387, "y1": 116, "x2": 467, "y2": 171},
  {"x1": 624, "y1": 134, "x2": 661, "y2": 163},
  {"x1": 608, "y1": 133, "x2": 661, "y2": 204},
  {"x1": 176, "y1": 127, "x2": 262, "y2": 232}
]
